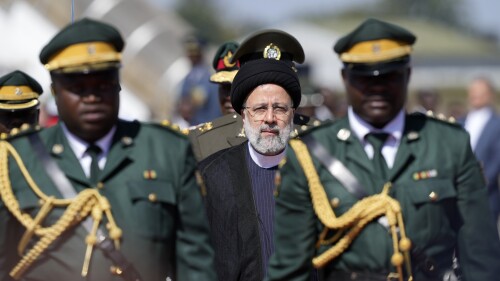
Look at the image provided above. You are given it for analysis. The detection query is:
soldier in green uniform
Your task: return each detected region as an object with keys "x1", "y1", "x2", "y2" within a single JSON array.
[
  {"x1": 0, "y1": 18, "x2": 216, "y2": 281},
  {"x1": 188, "y1": 41, "x2": 246, "y2": 162},
  {"x1": 266, "y1": 18, "x2": 500, "y2": 281},
  {"x1": 189, "y1": 30, "x2": 322, "y2": 162},
  {"x1": 0, "y1": 70, "x2": 43, "y2": 135}
]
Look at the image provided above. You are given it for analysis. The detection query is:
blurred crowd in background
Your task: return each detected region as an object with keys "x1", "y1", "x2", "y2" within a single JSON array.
[{"x1": 0, "y1": 0, "x2": 499, "y2": 128}]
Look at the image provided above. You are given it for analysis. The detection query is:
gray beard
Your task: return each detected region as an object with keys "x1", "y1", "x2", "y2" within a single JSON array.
[{"x1": 244, "y1": 115, "x2": 293, "y2": 155}]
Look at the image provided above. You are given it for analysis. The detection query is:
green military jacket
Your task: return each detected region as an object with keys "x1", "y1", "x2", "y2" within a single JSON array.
[
  {"x1": 188, "y1": 113, "x2": 246, "y2": 162},
  {"x1": 267, "y1": 114, "x2": 500, "y2": 281},
  {"x1": 189, "y1": 113, "x2": 322, "y2": 162},
  {"x1": 0, "y1": 120, "x2": 217, "y2": 281}
]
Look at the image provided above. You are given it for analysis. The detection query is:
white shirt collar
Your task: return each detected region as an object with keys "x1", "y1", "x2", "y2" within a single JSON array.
[
  {"x1": 247, "y1": 142, "x2": 286, "y2": 168},
  {"x1": 348, "y1": 106, "x2": 405, "y2": 142},
  {"x1": 61, "y1": 123, "x2": 116, "y2": 159}
]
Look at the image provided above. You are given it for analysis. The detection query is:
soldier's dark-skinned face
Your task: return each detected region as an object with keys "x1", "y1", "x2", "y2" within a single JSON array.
[
  {"x1": 342, "y1": 67, "x2": 411, "y2": 129},
  {"x1": 0, "y1": 108, "x2": 39, "y2": 134},
  {"x1": 51, "y1": 69, "x2": 120, "y2": 143},
  {"x1": 218, "y1": 83, "x2": 235, "y2": 115}
]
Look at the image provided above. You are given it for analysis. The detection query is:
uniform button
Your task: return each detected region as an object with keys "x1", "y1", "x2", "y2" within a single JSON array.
[
  {"x1": 110, "y1": 266, "x2": 123, "y2": 275},
  {"x1": 148, "y1": 193, "x2": 157, "y2": 202},
  {"x1": 301, "y1": 125, "x2": 307, "y2": 131},
  {"x1": 96, "y1": 182, "x2": 104, "y2": 189},
  {"x1": 330, "y1": 197, "x2": 340, "y2": 208},
  {"x1": 429, "y1": 191, "x2": 438, "y2": 202}
]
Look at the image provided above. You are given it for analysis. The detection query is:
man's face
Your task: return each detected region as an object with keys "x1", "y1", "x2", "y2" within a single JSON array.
[
  {"x1": 218, "y1": 83, "x2": 235, "y2": 115},
  {"x1": 51, "y1": 69, "x2": 120, "y2": 143},
  {"x1": 241, "y1": 84, "x2": 294, "y2": 156},
  {"x1": 468, "y1": 79, "x2": 494, "y2": 110},
  {"x1": 342, "y1": 67, "x2": 411, "y2": 128},
  {"x1": 0, "y1": 108, "x2": 39, "y2": 134}
]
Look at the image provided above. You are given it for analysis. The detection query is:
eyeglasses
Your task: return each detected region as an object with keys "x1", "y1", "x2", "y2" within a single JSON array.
[{"x1": 243, "y1": 104, "x2": 292, "y2": 121}]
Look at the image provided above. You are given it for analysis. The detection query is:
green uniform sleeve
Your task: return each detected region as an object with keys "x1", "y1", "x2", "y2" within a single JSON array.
[
  {"x1": 453, "y1": 134, "x2": 500, "y2": 281},
  {"x1": 175, "y1": 142, "x2": 218, "y2": 281},
  {"x1": 266, "y1": 147, "x2": 318, "y2": 281}
]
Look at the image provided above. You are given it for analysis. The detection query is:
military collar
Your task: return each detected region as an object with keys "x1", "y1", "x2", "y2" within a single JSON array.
[
  {"x1": 247, "y1": 142, "x2": 286, "y2": 169},
  {"x1": 60, "y1": 122, "x2": 116, "y2": 159},
  {"x1": 347, "y1": 107, "x2": 405, "y2": 143}
]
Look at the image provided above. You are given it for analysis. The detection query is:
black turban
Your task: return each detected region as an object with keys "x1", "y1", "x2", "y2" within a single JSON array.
[{"x1": 230, "y1": 59, "x2": 301, "y2": 114}]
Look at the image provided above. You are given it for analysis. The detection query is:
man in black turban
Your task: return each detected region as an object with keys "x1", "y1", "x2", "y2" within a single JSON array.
[{"x1": 197, "y1": 30, "x2": 309, "y2": 281}]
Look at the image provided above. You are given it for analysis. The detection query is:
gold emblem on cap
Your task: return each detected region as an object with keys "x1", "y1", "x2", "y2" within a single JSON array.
[
  {"x1": 337, "y1": 128, "x2": 351, "y2": 141},
  {"x1": 14, "y1": 87, "x2": 23, "y2": 96},
  {"x1": 263, "y1": 43, "x2": 281, "y2": 60},
  {"x1": 52, "y1": 144, "x2": 64, "y2": 155},
  {"x1": 223, "y1": 51, "x2": 236, "y2": 67}
]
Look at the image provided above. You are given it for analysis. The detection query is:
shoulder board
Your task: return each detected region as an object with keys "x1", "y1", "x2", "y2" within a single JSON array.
[
  {"x1": 153, "y1": 120, "x2": 190, "y2": 137},
  {"x1": 410, "y1": 111, "x2": 461, "y2": 128},
  {"x1": 189, "y1": 113, "x2": 241, "y2": 136},
  {"x1": 2, "y1": 124, "x2": 42, "y2": 141},
  {"x1": 291, "y1": 119, "x2": 333, "y2": 138},
  {"x1": 189, "y1": 114, "x2": 241, "y2": 134}
]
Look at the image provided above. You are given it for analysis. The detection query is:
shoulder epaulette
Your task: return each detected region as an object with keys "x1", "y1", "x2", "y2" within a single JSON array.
[
  {"x1": 189, "y1": 114, "x2": 241, "y2": 136},
  {"x1": 2, "y1": 123, "x2": 42, "y2": 141},
  {"x1": 291, "y1": 119, "x2": 333, "y2": 139},
  {"x1": 410, "y1": 111, "x2": 461, "y2": 128},
  {"x1": 153, "y1": 120, "x2": 190, "y2": 137}
]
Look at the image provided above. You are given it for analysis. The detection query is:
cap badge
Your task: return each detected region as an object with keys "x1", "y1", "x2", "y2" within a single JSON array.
[
  {"x1": 223, "y1": 51, "x2": 236, "y2": 67},
  {"x1": 15, "y1": 87, "x2": 23, "y2": 96},
  {"x1": 263, "y1": 43, "x2": 281, "y2": 60},
  {"x1": 87, "y1": 44, "x2": 96, "y2": 55},
  {"x1": 372, "y1": 43, "x2": 381, "y2": 54}
]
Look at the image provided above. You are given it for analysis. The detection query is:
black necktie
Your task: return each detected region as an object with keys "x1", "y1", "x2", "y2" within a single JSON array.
[
  {"x1": 86, "y1": 144, "x2": 102, "y2": 186},
  {"x1": 366, "y1": 132, "x2": 390, "y2": 180}
]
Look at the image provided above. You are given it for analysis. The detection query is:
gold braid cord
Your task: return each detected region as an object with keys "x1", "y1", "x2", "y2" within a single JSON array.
[
  {"x1": 289, "y1": 139, "x2": 413, "y2": 281},
  {"x1": 0, "y1": 141, "x2": 122, "y2": 280}
]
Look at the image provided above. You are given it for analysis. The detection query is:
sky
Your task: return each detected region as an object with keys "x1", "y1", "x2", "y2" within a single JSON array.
[{"x1": 150, "y1": 0, "x2": 500, "y2": 42}]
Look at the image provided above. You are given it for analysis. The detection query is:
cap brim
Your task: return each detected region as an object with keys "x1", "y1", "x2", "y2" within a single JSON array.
[
  {"x1": 344, "y1": 57, "x2": 410, "y2": 76},
  {"x1": 0, "y1": 99, "x2": 39, "y2": 111},
  {"x1": 210, "y1": 70, "x2": 238, "y2": 84},
  {"x1": 50, "y1": 61, "x2": 121, "y2": 74}
]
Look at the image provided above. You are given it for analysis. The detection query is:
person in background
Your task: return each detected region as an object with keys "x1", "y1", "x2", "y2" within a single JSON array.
[
  {"x1": 411, "y1": 88, "x2": 440, "y2": 114},
  {"x1": 266, "y1": 18, "x2": 500, "y2": 281},
  {"x1": 0, "y1": 70, "x2": 43, "y2": 135},
  {"x1": 178, "y1": 35, "x2": 221, "y2": 126},
  {"x1": 0, "y1": 18, "x2": 216, "y2": 281},
  {"x1": 461, "y1": 77, "x2": 500, "y2": 230},
  {"x1": 189, "y1": 41, "x2": 246, "y2": 162}
]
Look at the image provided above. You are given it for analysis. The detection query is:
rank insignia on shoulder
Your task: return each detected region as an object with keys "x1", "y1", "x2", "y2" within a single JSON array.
[
  {"x1": 197, "y1": 122, "x2": 213, "y2": 133},
  {"x1": 413, "y1": 169, "x2": 438, "y2": 181}
]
